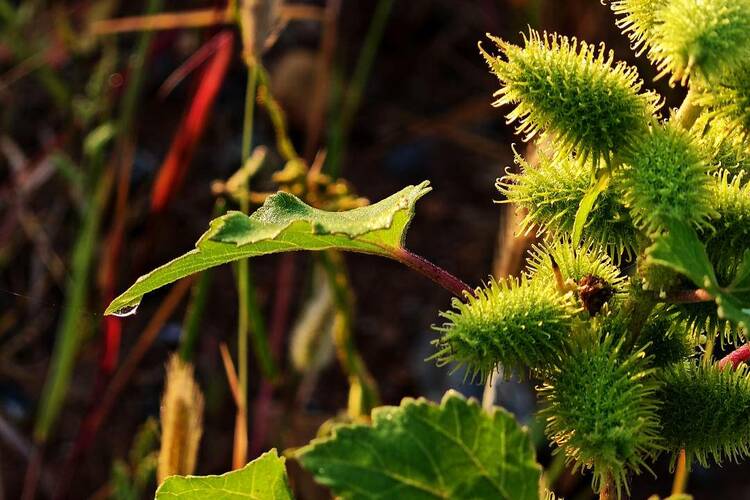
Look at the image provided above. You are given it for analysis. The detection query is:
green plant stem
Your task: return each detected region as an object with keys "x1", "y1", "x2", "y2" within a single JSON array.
[
  {"x1": 257, "y1": 66, "x2": 300, "y2": 162},
  {"x1": 244, "y1": 268, "x2": 277, "y2": 380},
  {"x1": 675, "y1": 88, "x2": 701, "y2": 130},
  {"x1": 235, "y1": 63, "x2": 259, "y2": 465},
  {"x1": 391, "y1": 248, "x2": 472, "y2": 297}
]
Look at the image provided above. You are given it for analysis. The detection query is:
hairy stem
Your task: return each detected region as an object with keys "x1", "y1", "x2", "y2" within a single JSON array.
[{"x1": 391, "y1": 248, "x2": 473, "y2": 297}]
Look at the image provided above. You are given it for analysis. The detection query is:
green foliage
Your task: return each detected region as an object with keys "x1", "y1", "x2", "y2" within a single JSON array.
[
  {"x1": 295, "y1": 391, "x2": 542, "y2": 500},
  {"x1": 106, "y1": 182, "x2": 431, "y2": 316},
  {"x1": 498, "y1": 151, "x2": 638, "y2": 258},
  {"x1": 619, "y1": 122, "x2": 714, "y2": 233},
  {"x1": 650, "y1": 0, "x2": 750, "y2": 84},
  {"x1": 431, "y1": 276, "x2": 578, "y2": 381},
  {"x1": 659, "y1": 363, "x2": 750, "y2": 466},
  {"x1": 154, "y1": 449, "x2": 293, "y2": 499},
  {"x1": 648, "y1": 219, "x2": 750, "y2": 336},
  {"x1": 481, "y1": 31, "x2": 658, "y2": 166},
  {"x1": 539, "y1": 333, "x2": 662, "y2": 497},
  {"x1": 109, "y1": 418, "x2": 159, "y2": 500}
]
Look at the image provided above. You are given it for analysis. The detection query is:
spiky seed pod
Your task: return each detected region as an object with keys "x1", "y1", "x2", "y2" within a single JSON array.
[
  {"x1": 431, "y1": 276, "x2": 578, "y2": 381},
  {"x1": 618, "y1": 122, "x2": 714, "y2": 233},
  {"x1": 480, "y1": 31, "x2": 658, "y2": 167},
  {"x1": 498, "y1": 151, "x2": 638, "y2": 259},
  {"x1": 704, "y1": 170, "x2": 750, "y2": 275},
  {"x1": 636, "y1": 312, "x2": 695, "y2": 368},
  {"x1": 539, "y1": 333, "x2": 662, "y2": 497},
  {"x1": 694, "y1": 117, "x2": 750, "y2": 181},
  {"x1": 695, "y1": 65, "x2": 750, "y2": 139},
  {"x1": 609, "y1": 0, "x2": 670, "y2": 55},
  {"x1": 526, "y1": 240, "x2": 627, "y2": 314},
  {"x1": 591, "y1": 308, "x2": 693, "y2": 368},
  {"x1": 659, "y1": 362, "x2": 750, "y2": 467},
  {"x1": 650, "y1": 0, "x2": 750, "y2": 85}
]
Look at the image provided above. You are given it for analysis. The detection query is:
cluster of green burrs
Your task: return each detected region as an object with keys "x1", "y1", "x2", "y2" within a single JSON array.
[{"x1": 433, "y1": 1, "x2": 750, "y2": 496}]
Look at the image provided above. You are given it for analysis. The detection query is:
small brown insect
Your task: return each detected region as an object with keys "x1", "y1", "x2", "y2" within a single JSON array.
[{"x1": 577, "y1": 274, "x2": 614, "y2": 316}]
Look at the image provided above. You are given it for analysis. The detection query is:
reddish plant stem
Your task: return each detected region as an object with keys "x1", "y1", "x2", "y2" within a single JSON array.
[
  {"x1": 719, "y1": 343, "x2": 750, "y2": 369},
  {"x1": 662, "y1": 288, "x2": 714, "y2": 304},
  {"x1": 392, "y1": 248, "x2": 473, "y2": 297}
]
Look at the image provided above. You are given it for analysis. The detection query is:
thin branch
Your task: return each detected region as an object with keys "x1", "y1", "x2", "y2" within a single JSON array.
[{"x1": 391, "y1": 248, "x2": 473, "y2": 297}]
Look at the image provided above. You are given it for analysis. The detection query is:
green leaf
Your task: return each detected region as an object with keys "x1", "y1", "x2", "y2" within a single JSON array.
[
  {"x1": 647, "y1": 221, "x2": 750, "y2": 331},
  {"x1": 295, "y1": 390, "x2": 542, "y2": 500},
  {"x1": 106, "y1": 182, "x2": 431, "y2": 316},
  {"x1": 716, "y1": 250, "x2": 750, "y2": 332},
  {"x1": 572, "y1": 171, "x2": 610, "y2": 246},
  {"x1": 646, "y1": 219, "x2": 717, "y2": 288},
  {"x1": 155, "y1": 449, "x2": 293, "y2": 499}
]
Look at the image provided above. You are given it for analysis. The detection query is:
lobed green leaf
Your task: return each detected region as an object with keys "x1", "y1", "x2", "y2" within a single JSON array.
[{"x1": 295, "y1": 390, "x2": 542, "y2": 500}]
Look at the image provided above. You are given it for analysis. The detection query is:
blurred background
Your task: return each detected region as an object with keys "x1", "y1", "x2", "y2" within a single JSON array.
[{"x1": 0, "y1": 0, "x2": 745, "y2": 499}]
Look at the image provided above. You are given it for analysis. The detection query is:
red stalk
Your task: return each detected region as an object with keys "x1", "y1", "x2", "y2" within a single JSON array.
[
  {"x1": 150, "y1": 31, "x2": 233, "y2": 212},
  {"x1": 719, "y1": 344, "x2": 750, "y2": 370}
]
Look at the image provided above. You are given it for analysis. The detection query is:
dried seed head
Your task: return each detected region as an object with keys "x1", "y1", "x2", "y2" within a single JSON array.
[{"x1": 158, "y1": 355, "x2": 205, "y2": 484}]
